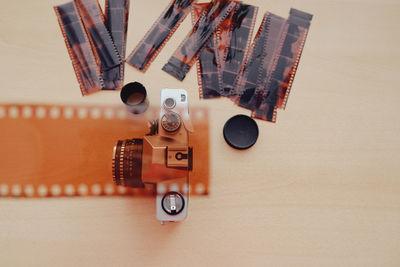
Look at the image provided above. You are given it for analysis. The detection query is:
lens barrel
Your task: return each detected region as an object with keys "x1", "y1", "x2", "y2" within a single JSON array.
[{"x1": 112, "y1": 138, "x2": 144, "y2": 188}]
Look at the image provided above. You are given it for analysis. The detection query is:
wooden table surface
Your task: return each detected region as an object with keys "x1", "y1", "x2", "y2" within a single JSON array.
[{"x1": 0, "y1": 0, "x2": 399, "y2": 266}]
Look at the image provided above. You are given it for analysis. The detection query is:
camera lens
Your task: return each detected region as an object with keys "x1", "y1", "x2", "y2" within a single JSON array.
[
  {"x1": 163, "y1": 97, "x2": 176, "y2": 109},
  {"x1": 112, "y1": 139, "x2": 144, "y2": 188}
]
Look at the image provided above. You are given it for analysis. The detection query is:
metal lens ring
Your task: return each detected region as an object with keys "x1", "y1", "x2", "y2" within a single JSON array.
[
  {"x1": 163, "y1": 97, "x2": 176, "y2": 109},
  {"x1": 112, "y1": 138, "x2": 144, "y2": 188},
  {"x1": 161, "y1": 111, "x2": 181, "y2": 132}
]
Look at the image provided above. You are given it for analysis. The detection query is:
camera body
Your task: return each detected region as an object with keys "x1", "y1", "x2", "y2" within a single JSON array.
[{"x1": 113, "y1": 88, "x2": 193, "y2": 222}]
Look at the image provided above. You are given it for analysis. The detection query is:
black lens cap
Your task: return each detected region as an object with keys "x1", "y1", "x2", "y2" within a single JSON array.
[{"x1": 223, "y1": 115, "x2": 259, "y2": 149}]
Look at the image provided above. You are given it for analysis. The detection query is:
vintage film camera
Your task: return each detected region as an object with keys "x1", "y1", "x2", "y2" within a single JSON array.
[{"x1": 112, "y1": 85, "x2": 193, "y2": 222}]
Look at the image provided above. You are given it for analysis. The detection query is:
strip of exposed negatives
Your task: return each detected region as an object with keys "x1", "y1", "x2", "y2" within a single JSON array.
[
  {"x1": 162, "y1": 0, "x2": 237, "y2": 81},
  {"x1": 102, "y1": 0, "x2": 130, "y2": 90},
  {"x1": 238, "y1": 13, "x2": 286, "y2": 112},
  {"x1": 219, "y1": 3, "x2": 257, "y2": 97},
  {"x1": 75, "y1": 0, "x2": 121, "y2": 70},
  {"x1": 191, "y1": 2, "x2": 221, "y2": 99},
  {"x1": 54, "y1": 2, "x2": 103, "y2": 95},
  {"x1": 275, "y1": 8, "x2": 313, "y2": 109},
  {"x1": 105, "y1": 0, "x2": 129, "y2": 58},
  {"x1": 235, "y1": 12, "x2": 271, "y2": 110},
  {"x1": 126, "y1": 0, "x2": 197, "y2": 72},
  {"x1": 251, "y1": 8, "x2": 313, "y2": 122}
]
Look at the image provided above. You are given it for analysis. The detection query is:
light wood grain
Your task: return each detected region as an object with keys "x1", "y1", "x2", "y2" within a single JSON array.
[{"x1": 0, "y1": 0, "x2": 399, "y2": 266}]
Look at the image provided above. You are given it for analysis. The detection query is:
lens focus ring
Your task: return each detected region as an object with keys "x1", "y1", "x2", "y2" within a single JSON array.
[{"x1": 112, "y1": 138, "x2": 144, "y2": 188}]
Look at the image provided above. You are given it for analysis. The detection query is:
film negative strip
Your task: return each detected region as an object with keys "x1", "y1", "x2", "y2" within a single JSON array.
[
  {"x1": 214, "y1": 5, "x2": 235, "y2": 70},
  {"x1": 54, "y1": 0, "x2": 129, "y2": 94},
  {"x1": 237, "y1": 13, "x2": 286, "y2": 111},
  {"x1": 126, "y1": 0, "x2": 197, "y2": 72},
  {"x1": 75, "y1": 0, "x2": 121, "y2": 69},
  {"x1": 75, "y1": 0, "x2": 122, "y2": 91},
  {"x1": 0, "y1": 104, "x2": 209, "y2": 197},
  {"x1": 105, "y1": 0, "x2": 129, "y2": 61},
  {"x1": 219, "y1": 3, "x2": 258, "y2": 97},
  {"x1": 103, "y1": 0, "x2": 130, "y2": 90},
  {"x1": 54, "y1": 2, "x2": 104, "y2": 95},
  {"x1": 191, "y1": 3, "x2": 221, "y2": 99},
  {"x1": 275, "y1": 8, "x2": 313, "y2": 109},
  {"x1": 191, "y1": 2, "x2": 257, "y2": 99},
  {"x1": 251, "y1": 8, "x2": 313, "y2": 122},
  {"x1": 235, "y1": 12, "x2": 271, "y2": 110},
  {"x1": 162, "y1": 0, "x2": 237, "y2": 81}
]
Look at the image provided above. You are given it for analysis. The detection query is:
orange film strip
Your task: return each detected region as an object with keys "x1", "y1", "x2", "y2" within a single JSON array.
[{"x1": 0, "y1": 105, "x2": 209, "y2": 197}]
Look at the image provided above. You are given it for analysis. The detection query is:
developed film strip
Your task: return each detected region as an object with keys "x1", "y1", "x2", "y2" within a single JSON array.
[
  {"x1": 75, "y1": 0, "x2": 122, "y2": 90},
  {"x1": 162, "y1": 0, "x2": 237, "y2": 81},
  {"x1": 126, "y1": 0, "x2": 197, "y2": 72},
  {"x1": 105, "y1": 0, "x2": 129, "y2": 61},
  {"x1": 235, "y1": 12, "x2": 271, "y2": 110},
  {"x1": 237, "y1": 13, "x2": 286, "y2": 111},
  {"x1": 251, "y1": 8, "x2": 313, "y2": 122},
  {"x1": 228, "y1": 8, "x2": 312, "y2": 122},
  {"x1": 191, "y1": 2, "x2": 257, "y2": 99},
  {"x1": 54, "y1": 2, "x2": 103, "y2": 95},
  {"x1": 275, "y1": 8, "x2": 313, "y2": 109},
  {"x1": 0, "y1": 105, "x2": 210, "y2": 197},
  {"x1": 75, "y1": 0, "x2": 121, "y2": 70},
  {"x1": 191, "y1": 3, "x2": 221, "y2": 99},
  {"x1": 54, "y1": 0, "x2": 129, "y2": 94},
  {"x1": 103, "y1": 0, "x2": 130, "y2": 90},
  {"x1": 219, "y1": 3, "x2": 258, "y2": 97}
]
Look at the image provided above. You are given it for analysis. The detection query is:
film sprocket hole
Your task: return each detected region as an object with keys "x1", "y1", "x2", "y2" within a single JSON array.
[{"x1": 113, "y1": 88, "x2": 193, "y2": 223}]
